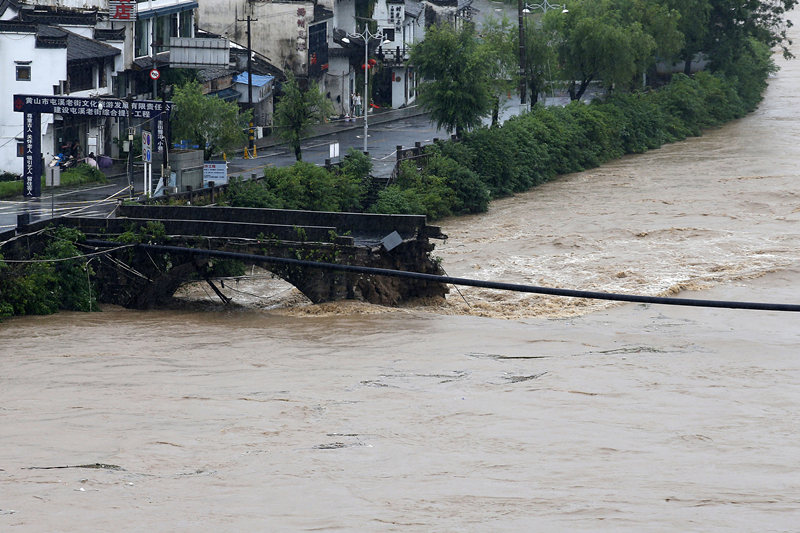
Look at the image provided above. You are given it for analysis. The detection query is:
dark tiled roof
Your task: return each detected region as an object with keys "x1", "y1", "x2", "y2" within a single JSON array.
[
  {"x1": 197, "y1": 67, "x2": 237, "y2": 82},
  {"x1": 406, "y1": 0, "x2": 424, "y2": 18},
  {"x1": 66, "y1": 30, "x2": 120, "y2": 62},
  {"x1": 313, "y1": 5, "x2": 333, "y2": 21},
  {"x1": 94, "y1": 27, "x2": 126, "y2": 41},
  {"x1": 0, "y1": 0, "x2": 21, "y2": 18},
  {"x1": 132, "y1": 52, "x2": 170, "y2": 70},
  {"x1": 33, "y1": 25, "x2": 120, "y2": 60},
  {"x1": 0, "y1": 20, "x2": 36, "y2": 34},
  {"x1": 35, "y1": 24, "x2": 67, "y2": 48},
  {"x1": 19, "y1": 6, "x2": 98, "y2": 26}
]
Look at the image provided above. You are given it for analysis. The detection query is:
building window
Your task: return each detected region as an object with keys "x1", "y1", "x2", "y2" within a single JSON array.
[
  {"x1": 99, "y1": 63, "x2": 108, "y2": 88},
  {"x1": 68, "y1": 62, "x2": 94, "y2": 92},
  {"x1": 16, "y1": 65, "x2": 31, "y2": 81},
  {"x1": 180, "y1": 10, "x2": 193, "y2": 37},
  {"x1": 17, "y1": 142, "x2": 25, "y2": 157},
  {"x1": 135, "y1": 19, "x2": 149, "y2": 57}
]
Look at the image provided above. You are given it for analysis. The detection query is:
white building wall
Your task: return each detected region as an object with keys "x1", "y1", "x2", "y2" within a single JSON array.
[
  {"x1": 326, "y1": 0, "x2": 356, "y2": 117},
  {"x1": 372, "y1": 0, "x2": 423, "y2": 109},
  {"x1": 332, "y1": 0, "x2": 356, "y2": 34},
  {"x1": 0, "y1": 33, "x2": 66, "y2": 174},
  {"x1": 198, "y1": 0, "x2": 313, "y2": 76}
]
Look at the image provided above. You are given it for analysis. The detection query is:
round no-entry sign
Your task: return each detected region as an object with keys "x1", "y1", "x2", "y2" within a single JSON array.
[{"x1": 149, "y1": 69, "x2": 160, "y2": 80}]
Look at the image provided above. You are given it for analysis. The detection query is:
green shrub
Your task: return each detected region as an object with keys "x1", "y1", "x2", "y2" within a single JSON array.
[
  {"x1": 334, "y1": 149, "x2": 372, "y2": 212},
  {"x1": 60, "y1": 163, "x2": 107, "y2": 186},
  {"x1": 225, "y1": 176, "x2": 280, "y2": 208},
  {"x1": 424, "y1": 150, "x2": 490, "y2": 215},
  {"x1": 0, "y1": 226, "x2": 97, "y2": 318},
  {"x1": 462, "y1": 127, "x2": 516, "y2": 196},
  {"x1": 369, "y1": 184, "x2": 426, "y2": 215}
]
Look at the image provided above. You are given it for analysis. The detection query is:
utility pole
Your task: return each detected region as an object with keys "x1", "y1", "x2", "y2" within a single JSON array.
[
  {"x1": 151, "y1": 18, "x2": 158, "y2": 99},
  {"x1": 518, "y1": 0, "x2": 526, "y2": 106},
  {"x1": 237, "y1": 14, "x2": 258, "y2": 156},
  {"x1": 126, "y1": 94, "x2": 134, "y2": 198},
  {"x1": 161, "y1": 90, "x2": 170, "y2": 186}
]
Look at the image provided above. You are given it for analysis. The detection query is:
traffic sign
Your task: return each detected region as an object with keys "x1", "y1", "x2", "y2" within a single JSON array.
[
  {"x1": 142, "y1": 130, "x2": 152, "y2": 163},
  {"x1": 150, "y1": 69, "x2": 160, "y2": 80}
]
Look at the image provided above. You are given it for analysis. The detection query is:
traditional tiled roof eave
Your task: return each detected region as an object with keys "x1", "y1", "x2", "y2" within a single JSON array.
[
  {"x1": 94, "y1": 27, "x2": 126, "y2": 42},
  {"x1": 0, "y1": 0, "x2": 21, "y2": 18},
  {"x1": 313, "y1": 5, "x2": 333, "y2": 22},
  {"x1": 19, "y1": 6, "x2": 99, "y2": 26},
  {"x1": 0, "y1": 20, "x2": 36, "y2": 34}
]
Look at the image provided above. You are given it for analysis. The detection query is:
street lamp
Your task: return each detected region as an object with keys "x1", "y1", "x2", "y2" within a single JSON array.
[
  {"x1": 523, "y1": 1, "x2": 568, "y2": 14},
  {"x1": 519, "y1": 1, "x2": 568, "y2": 107},
  {"x1": 342, "y1": 29, "x2": 391, "y2": 153}
]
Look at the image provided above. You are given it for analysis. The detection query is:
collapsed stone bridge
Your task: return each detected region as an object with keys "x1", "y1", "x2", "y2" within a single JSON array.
[{"x1": 68, "y1": 204, "x2": 449, "y2": 309}]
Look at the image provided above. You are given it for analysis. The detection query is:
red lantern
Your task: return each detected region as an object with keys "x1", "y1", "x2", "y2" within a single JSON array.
[{"x1": 368, "y1": 58, "x2": 377, "y2": 66}]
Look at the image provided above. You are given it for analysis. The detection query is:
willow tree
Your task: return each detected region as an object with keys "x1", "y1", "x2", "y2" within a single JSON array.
[
  {"x1": 171, "y1": 80, "x2": 250, "y2": 160},
  {"x1": 273, "y1": 72, "x2": 334, "y2": 161},
  {"x1": 545, "y1": 0, "x2": 682, "y2": 99},
  {"x1": 410, "y1": 23, "x2": 492, "y2": 137}
]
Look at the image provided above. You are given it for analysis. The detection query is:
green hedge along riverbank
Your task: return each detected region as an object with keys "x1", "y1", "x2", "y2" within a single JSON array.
[{"x1": 225, "y1": 38, "x2": 774, "y2": 220}]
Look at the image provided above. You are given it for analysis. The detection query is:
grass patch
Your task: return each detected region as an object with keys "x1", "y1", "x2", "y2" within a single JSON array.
[{"x1": 0, "y1": 164, "x2": 107, "y2": 199}]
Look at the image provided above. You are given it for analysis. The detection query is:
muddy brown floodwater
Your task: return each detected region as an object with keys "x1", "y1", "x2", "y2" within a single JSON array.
[{"x1": 3, "y1": 21, "x2": 800, "y2": 532}]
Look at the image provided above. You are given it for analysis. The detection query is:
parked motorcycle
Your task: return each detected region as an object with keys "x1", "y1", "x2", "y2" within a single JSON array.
[{"x1": 49, "y1": 153, "x2": 77, "y2": 169}]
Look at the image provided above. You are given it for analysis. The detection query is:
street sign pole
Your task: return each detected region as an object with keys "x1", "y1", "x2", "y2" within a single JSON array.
[{"x1": 142, "y1": 130, "x2": 152, "y2": 198}]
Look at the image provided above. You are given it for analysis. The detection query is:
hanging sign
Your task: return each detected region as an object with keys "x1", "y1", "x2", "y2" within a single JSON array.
[{"x1": 109, "y1": 0, "x2": 137, "y2": 21}]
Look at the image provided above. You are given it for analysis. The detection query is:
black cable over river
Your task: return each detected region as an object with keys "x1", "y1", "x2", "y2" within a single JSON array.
[{"x1": 3, "y1": 18, "x2": 800, "y2": 532}]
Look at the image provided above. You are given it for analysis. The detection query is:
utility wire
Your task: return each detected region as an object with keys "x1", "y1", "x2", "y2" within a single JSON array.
[
  {"x1": 82, "y1": 239, "x2": 800, "y2": 313},
  {"x1": 1, "y1": 244, "x2": 132, "y2": 263}
]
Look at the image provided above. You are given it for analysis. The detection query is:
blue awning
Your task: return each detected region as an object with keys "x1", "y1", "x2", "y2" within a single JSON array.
[{"x1": 233, "y1": 72, "x2": 274, "y2": 87}]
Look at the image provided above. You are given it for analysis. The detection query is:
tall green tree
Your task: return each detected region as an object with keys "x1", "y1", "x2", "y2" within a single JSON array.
[
  {"x1": 273, "y1": 72, "x2": 334, "y2": 161},
  {"x1": 522, "y1": 17, "x2": 560, "y2": 105},
  {"x1": 665, "y1": 0, "x2": 710, "y2": 75},
  {"x1": 706, "y1": 0, "x2": 796, "y2": 72},
  {"x1": 411, "y1": 23, "x2": 493, "y2": 137},
  {"x1": 170, "y1": 80, "x2": 250, "y2": 160},
  {"x1": 545, "y1": 0, "x2": 681, "y2": 99},
  {"x1": 478, "y1": 16, "x2": 518, "y2": 126}
]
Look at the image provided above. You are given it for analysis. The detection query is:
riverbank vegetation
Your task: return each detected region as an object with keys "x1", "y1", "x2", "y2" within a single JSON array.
[
  {"x1": 0, "y1": 227, "x2": 97, "y2": 319},
  {"x1": 221, "y1": 35, "x2": 775, "y2": 220},
  {"x1": 218, "y1": 0, "x2": 787, "y2": 220}
]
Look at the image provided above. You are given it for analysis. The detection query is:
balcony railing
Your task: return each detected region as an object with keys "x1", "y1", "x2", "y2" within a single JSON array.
[{"x1": 377, "y1": 46, "x2": 410, "y2": 66}]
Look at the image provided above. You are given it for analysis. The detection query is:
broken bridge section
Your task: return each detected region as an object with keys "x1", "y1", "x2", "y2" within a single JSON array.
[{"x1": 71, "y1": 204, "x2": 448, "y2": 308}]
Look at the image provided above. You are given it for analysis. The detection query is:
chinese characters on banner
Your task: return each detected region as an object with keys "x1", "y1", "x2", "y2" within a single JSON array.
[
  {"x1": 296, "y1": 7, "x2": 307, "y2": 52},
  {"x1": 15, "y1": 95, "x2": 171, "y2": 119},
  {"x1": 13, "y1": 94, "x2": 171, "y2": 197},
  {"x1": 110, "y1": 0, "x2": 137, "y2": 21},
  {"x1": 23, "y1": 112, "x2": 41, "y2": 197}
]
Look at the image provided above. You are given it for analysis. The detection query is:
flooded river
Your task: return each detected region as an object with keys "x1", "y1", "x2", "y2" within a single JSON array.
[{"x1": 3, "y1": 23, "x2": 800, "y2": 533}]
